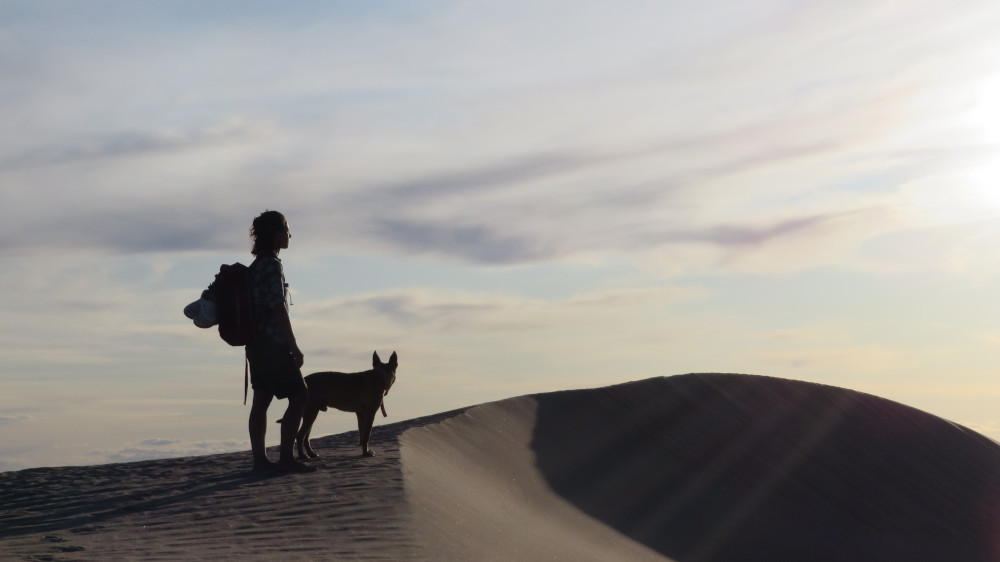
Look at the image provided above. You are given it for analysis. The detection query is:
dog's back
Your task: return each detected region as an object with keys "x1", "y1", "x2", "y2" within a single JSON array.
[{"x1": 305, "y1": 371, "x2": 377, "y2": 413}]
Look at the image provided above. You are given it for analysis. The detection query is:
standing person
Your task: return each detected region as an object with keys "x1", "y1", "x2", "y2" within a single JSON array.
[{"x1": 246, "y1": 210, "x2": 315, "y2": 473}]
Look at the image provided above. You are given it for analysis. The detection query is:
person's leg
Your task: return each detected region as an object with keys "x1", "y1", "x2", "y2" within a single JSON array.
[{"x1": 249, "y1": 390, "x2": 275, "y2": 470}]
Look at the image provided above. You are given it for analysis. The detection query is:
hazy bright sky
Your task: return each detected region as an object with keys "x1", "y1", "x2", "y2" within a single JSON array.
[{"x1": 4, "y1": 0, "x2": 1000, "y2": 471}]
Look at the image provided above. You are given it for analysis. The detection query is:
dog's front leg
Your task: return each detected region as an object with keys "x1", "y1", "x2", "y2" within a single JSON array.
[{"x1": 356, "y1": 410, "x2": 376, "y2": 457}]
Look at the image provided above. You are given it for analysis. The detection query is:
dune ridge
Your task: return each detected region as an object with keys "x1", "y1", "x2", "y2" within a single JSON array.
[
  {"x1": 2, "y1": 374, "x2": 999, "y2": 561},
  {"x1": 529, "y1": 374, "x2": 1000, "y2": 561}
]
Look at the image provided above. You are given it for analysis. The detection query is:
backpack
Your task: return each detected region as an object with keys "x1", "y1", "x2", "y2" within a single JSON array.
[
  {"x1": 210, "y1": 262, "x2": 254, "y2": 347},
  {"x1": 183, "y1": 262, "x2": 256, "y2": 404}
]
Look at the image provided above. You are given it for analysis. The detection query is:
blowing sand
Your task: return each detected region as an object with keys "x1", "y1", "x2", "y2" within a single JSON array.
[{"x1": 3, "y1": 374, "x2": 1000, "y2": 561}]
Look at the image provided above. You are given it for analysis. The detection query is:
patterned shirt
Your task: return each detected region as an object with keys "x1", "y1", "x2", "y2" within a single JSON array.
[{"x1": 249, "y1": 256, "x2": 289, "y2": 345}]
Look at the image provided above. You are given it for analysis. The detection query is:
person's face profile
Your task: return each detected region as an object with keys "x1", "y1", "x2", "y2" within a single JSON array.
[{"x1": 273, "y1": 222, "x2": 290, "y2": 250}]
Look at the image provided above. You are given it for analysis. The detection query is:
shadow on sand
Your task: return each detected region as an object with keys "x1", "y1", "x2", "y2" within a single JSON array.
[
  {"x1": 531, "y1": 374, "x2": 1000, "y2": 562},
  {"x1": 0, "y1": 409, "x2": 465, "y2": 541}
]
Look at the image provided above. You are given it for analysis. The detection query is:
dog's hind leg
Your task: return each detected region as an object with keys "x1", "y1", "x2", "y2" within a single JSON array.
[{"x1": 298, "y1": 405, "x2": 321, "y2": 460}]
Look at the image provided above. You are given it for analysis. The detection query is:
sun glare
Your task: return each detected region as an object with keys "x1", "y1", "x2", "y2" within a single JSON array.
[{"x1": 958, "y1": 67, "x2": 1000, "y2": 211}]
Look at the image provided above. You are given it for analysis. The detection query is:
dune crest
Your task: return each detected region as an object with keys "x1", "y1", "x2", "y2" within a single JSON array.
[{"x1": 531, "y1": 374, "x2": 1000, "y2": 560}]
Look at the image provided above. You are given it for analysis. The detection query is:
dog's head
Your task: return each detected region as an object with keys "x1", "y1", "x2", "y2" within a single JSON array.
[{"x1": 373, "y1": 350, "x2": 398, "y2": 395}]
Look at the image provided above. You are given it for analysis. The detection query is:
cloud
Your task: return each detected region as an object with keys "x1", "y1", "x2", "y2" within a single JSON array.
[
  {"x1": 93, "y1": 439, "x2": 247, "y2": 464},
  {"x1": 368, "y1": 219, "x2": 554, "y2": 264},
  {"x1": 309, "y1": 115, "x2": 874, "y2": 264},
  {"x1": 3, "y1": 0, "x2": 999, "y2": 272},
  {"x1": 140, "y1": 438, "x2": 181, "y2": 447},
  {"x1": 653, "y1": 213, "x2": 843, "y2": 249},
  {"x1": 354, "y1": 151, "x2": 600, "y2": 204},
  {"x1": 0, "y1": 205, "x2": 238, "y2": 256},
  {"x1": 0, "y1": 116, "x2": 281, "y2": 256},
  {"x1": 0, "y1": 415, "x2": 30, "y2": 427},
  {"x1": 302, "y1": 285, "x2": 701, "y2": 335},
  {"x1": 0, "y1": 114, "x2": 872, "y2": 264},
  {"x1": 364, "y1": 213, "x2": 844, "y2": 265},
  {"x1": 1, "y1": 124, "x2": 254, "y2": 170}
]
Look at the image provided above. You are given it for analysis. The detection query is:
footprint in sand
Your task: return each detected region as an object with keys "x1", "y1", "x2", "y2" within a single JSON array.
[
  {"x1": 70, "y1": 525, "x2": 106, "y2": 534},
  {"x1": 42, "y1": 535, "x2": 66, "y2": 543}
]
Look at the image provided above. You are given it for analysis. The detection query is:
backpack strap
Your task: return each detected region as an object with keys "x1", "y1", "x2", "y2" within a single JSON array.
[{"x1": 243, "y1": 350, "x2": 250, "y2": 405}]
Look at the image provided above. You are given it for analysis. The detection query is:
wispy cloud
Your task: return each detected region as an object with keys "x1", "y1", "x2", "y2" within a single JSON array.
[
  {"x1": 0, "y1": 414, "x2": 30, "y2": 427},
  {"x1": 655, "y1": 214, "x2": 843, "y2": 250},
  {"x1": 302, "y1": 285, "x2": 703, "y2": 335},
  {"x1": 3, "y1": 0, "x2": 999, "y2": 268},
  {"x1": 2, "y1": 125, "x2": 251, "y2": 169}
]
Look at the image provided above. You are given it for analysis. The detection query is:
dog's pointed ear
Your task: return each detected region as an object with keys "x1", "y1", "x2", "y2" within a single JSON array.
[
  {"x1": 373, "y1": 350, "x2": 381, "y2": 367},
  {"x1": 389, "y1": 351, "x2": 398, "y2": 367}
]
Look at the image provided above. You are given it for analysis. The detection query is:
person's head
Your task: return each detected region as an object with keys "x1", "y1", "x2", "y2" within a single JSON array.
[{"x1": 250, "y1": 210, "x2": 290, "y2": 256}]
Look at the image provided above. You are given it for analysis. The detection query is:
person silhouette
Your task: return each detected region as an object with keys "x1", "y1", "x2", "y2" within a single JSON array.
[{"x1": 245, "y1": 210, "x2": 315, "y2": 473}]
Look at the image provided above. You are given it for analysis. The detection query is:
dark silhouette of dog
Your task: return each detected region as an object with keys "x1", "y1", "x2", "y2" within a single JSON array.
[{"x1": 293, "y1": 351, "x2": 397, "y2": 458}]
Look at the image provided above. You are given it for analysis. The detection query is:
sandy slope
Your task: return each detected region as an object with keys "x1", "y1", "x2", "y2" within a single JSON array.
[
  {"x1": 401, "y1": 396, "x2": 668, "y2": 561},
  {"x1": 2, "y1": 374, "x2": 1000, "y2": 561}
]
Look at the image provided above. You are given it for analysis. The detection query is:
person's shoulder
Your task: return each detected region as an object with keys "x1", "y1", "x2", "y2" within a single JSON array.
[{"x1": 250, "y1": 255, "x2": 281, "y2": 272}]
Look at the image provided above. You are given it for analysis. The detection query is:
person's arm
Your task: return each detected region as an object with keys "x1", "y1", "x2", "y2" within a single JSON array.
[
  {"x1": 271, "y1": 304, "x2": 304, "y2": 367},
  {"x1": 256, "y1": 258, "x2": 304, "y2": 367}
]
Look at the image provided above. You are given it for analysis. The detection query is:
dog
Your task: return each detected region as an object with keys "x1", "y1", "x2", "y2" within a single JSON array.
[{"x1": 293, "y1": 351, "x2": 397, "y2": 459}]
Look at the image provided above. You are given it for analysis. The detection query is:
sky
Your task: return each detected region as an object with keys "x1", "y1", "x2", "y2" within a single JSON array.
[{"x1": 3, "y1": 0, "x2": 1000, "y2": 471}]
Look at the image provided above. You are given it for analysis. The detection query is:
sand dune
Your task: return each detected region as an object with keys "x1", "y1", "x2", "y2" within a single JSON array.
[
  {"x1": 3, "y1": 374, "x2": 1000, "y2": 561},
  {"x1": 401, "y1": 396, "x2": 667, "y2": 561}
]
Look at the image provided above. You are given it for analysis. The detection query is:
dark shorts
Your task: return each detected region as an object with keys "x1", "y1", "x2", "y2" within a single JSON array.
[{"x1": 246, "y1": 338, "x2": 307, "y2": 400}]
